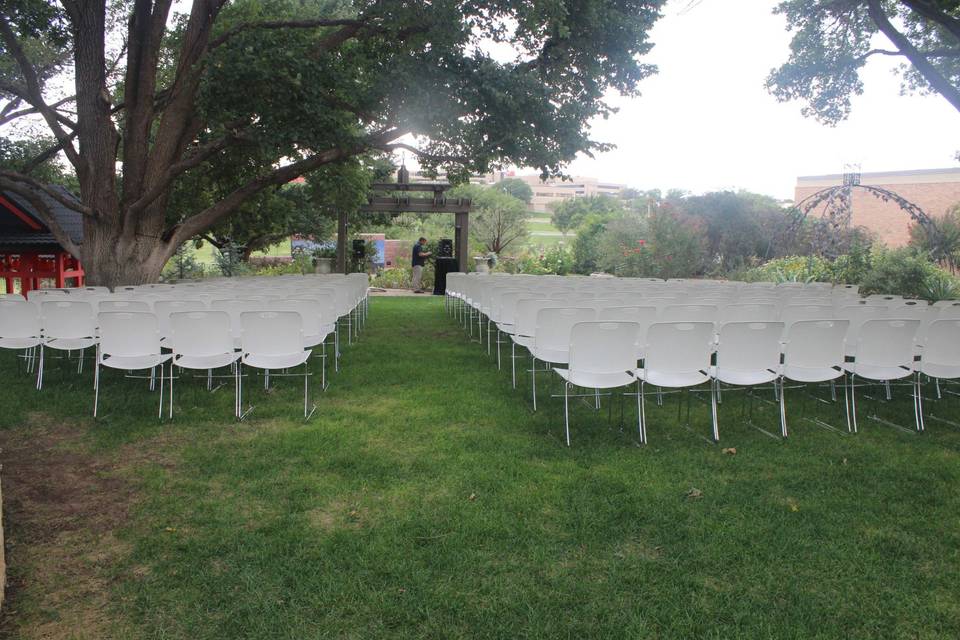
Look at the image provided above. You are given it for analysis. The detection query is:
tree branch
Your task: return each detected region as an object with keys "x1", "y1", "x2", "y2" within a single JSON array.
[
  {"x1": 0, "y1": 15, "x2": 82, "y2": 168},
  {"x1": 867, "y1": 0, "x2": 960, "y2": 113},
  {"x1": 209, "y1": 18, "x2": 366, "y2": 50},
  {"x1": 165, "y1": 127, "x2": 408, "y2": 248},
  {"x1": 0, "y1": 178, "x2": 82, "y2": 257},
  {"x1": 900, "y1": 0, "x2": 960, "y2": 45},
  {"x1": 127, "y1": 121, "x2": 251, "y2": 217},
  {"x1": 0, "y1": 170, "x2": 93, "y2": 216},
  {"x1": 375, "y1": 142, "x2": 471, "y2": 167}
]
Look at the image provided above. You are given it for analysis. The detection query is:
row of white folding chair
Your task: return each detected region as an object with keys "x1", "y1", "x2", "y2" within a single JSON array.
[
  {"x1": 95, "y1": 310, "x2": 314, "y2": 420},
  {"x1": 553, "y1": 316, "x2": 960, "y2": 446}
]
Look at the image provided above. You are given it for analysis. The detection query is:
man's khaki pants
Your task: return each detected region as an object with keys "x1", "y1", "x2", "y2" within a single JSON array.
[{"x1": 412, "y1": 265, "x2": 424, "y2": 290}]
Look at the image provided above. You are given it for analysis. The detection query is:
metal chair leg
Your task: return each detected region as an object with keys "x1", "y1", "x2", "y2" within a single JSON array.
[{"x1": 564, "y1": 381, "x2": 571, "y2": 446}]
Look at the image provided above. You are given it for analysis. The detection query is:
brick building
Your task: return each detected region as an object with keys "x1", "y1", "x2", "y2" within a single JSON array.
[{"x1": 795, "y1": 168, "x2": 960, "y2": 247}]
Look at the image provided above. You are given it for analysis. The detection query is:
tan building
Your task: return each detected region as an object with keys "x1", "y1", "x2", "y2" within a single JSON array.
[
  {"x1": 490, "y1": 173, "x2": 625, "y2": 213},
  {"x1": 795, "y1": 168, "x2": 960, "y2": 247}
]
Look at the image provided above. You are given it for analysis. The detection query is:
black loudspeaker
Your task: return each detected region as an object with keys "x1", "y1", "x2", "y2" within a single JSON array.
[
  {"x1": 352, "y1": 239, "x2": 365, "y2": 259},
  {"x1": 438, "y1": 238, "x2": 453, "y2": 257}
]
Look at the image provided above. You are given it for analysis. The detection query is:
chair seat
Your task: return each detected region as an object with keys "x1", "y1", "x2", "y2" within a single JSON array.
[
  {"x1": 495, "y1": 322, "x2": 515, "y2": 335},
  {"x1": 531, "y1": 346, "x2": 569, "y2": 365},
  {"x1": 916, "y1": 361, "x2": 960, "y2": 380},
  {"x1": 512, "y1": 334, "x2": 533, "y2": 349},
  {"x1": 303, "y1": 332, "x2": 329, "y2": 348},
  {"x1": 713, "y1": 366, "x2": 778, "y2": 386},
  {"x1": 44, "y1": 336, "x2": 97, "y2": 351},
  {"x1": 242, "y1": 350, "x2": 312, "y2": 370},
  {"x1": 639, "y1": 368, "x2": 709, "y2": 388},
  {"x1": 782, "y1": 365, "x2": 844, "y2": 383},
  {"x1": 174, "y1": 352, "x2": 241, "y2": 371},
  {"x1": 842, "y1": 362, "x2": 913, "y2": 381},
  {"x1": 101, "y1": 352, "x2": 172, "y2": 371},
  {"x1": 554, "y1": 367, "x2": 637, "y2": 390},
  {"x1": 0, "y1": 337, "x2": 42, "y2": 349}
]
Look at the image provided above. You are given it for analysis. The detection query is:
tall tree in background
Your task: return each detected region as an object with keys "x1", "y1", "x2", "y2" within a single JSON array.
[
  {"x1": 0, "y1": 0, "x2": 665, "y2": 286},
  {"x1": 768, "y1": 1, "x2": 960, "y2": 123},
  {"x1": 451, "y1": 183, "x2": 529, "y2": 254},
  {"x1": 492, "y1": 178, "x2": 534, "y2": 204},
  {"x1": 549, "y1": 194, "x2": 624, "y2": 234}
]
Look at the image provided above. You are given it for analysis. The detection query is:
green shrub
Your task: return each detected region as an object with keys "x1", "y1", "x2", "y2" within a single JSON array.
[{"x1": 371, "y1": 264, "x2": 435, "y2": 290}]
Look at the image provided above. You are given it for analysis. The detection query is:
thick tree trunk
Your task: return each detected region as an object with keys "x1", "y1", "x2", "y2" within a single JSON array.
[{"x1": 80, "y1": 216, "x2": 171, "y2": 287}]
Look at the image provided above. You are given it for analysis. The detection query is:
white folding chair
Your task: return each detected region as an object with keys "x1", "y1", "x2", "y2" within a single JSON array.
[
  {"x1": 38, "y1": 300, "x2": 98, "y2": 389},
  {"x1": 597, "y1": 306, "x2": 658, "y2": 360},
  {"x1": 95, "y1": 312, "x2": 172, "y2": 418},
  {"x1": 99, "y1": 299, "x2": 152, "y2": 313},
  {"x1": 154, "y1": 299, "x2": 206, "y2": 346},
  {"x1": 552, "y1": 321, "x2": 642, "y2": 446},
  {"x1": 0, "y1": 298, "x2": 43, "y2": 376},
  {"x1": 239, "y1": 311, "x2": 314, "y2": 420},
  {"x1": 714, "y1": 321, "x2": 786, "y2": 439},
  {"x1": 781, "y1": 319, "x2": 851, "y2": 434},
  {"x1": 169, "y1": 310, "x2": 242, "y2": 419},
  {"x1": 843, "y1": 318, "x2": 922, "y2": 433},
  {"x1": 915, "y1": 318, "x2": 960, "y2": 429},
  {"x1": 637, "y1": 322, "x2": 717, "y2": 443}
]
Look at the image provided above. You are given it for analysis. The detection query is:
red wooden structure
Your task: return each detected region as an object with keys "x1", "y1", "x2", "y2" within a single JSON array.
[{"x1": 0, "y1": 187, "x2": 85, "y2": 295}]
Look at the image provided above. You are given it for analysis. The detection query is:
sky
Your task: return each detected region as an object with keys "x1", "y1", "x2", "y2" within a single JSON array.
[{"x1": 525, "y1": 0, "x2": 960, "y2": 200}]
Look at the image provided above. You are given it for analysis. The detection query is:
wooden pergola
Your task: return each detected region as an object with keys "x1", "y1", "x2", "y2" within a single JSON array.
[{"x1": 336, "y1": 166, "x2": 472, "y2": 273}]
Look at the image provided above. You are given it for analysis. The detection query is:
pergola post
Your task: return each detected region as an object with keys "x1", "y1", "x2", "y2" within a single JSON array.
[
  {"x1": 455, "y1": 212, "x2": 469, "y2": 273},
  {"x1": 336, "y1": 209, "x2": 348, "y2": 274}
]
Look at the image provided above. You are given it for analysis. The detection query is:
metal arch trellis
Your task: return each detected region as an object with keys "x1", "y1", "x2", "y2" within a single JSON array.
[{"x1": 770, "y1": 182, "x2": 944, "y2": 260}]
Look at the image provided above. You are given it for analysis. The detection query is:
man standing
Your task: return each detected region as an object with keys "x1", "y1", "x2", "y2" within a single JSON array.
[{"x1": 411, "y1": 237, "x2": 431, "y2": 293}]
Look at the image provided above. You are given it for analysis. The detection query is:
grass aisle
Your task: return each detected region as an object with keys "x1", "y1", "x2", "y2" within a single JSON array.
[{"x1": 2, "y1": 297, "x2": 960, "y2": 638}]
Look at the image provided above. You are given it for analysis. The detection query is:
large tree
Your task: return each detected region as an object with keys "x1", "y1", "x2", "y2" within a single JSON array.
[
  {"x1": 0, "y1": 0, "x2": 664, "y2": 286},
  {"x1": 768, "y1": 0, "x2": 960, "y2": 124}
]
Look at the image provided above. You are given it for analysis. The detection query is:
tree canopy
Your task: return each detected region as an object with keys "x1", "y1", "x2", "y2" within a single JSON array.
[
  {"x1": 492, "y1": 178, "x2": 534, "y2": 204},
  {"x1": 0, "y1": 0, "x2": 666, "y2": 285},
  {"x1": 768, "y1": 1, "x2": 960, "y2": 124}
]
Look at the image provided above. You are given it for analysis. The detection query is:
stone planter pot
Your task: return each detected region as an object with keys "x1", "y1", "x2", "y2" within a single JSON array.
[{"x1": 314, "y1": 257, "x2": 333, "y2": 274}]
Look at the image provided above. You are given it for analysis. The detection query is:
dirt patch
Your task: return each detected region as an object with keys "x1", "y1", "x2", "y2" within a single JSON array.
[{"x1": 0, "y1": 415, "x2": 141, "y2": 639}]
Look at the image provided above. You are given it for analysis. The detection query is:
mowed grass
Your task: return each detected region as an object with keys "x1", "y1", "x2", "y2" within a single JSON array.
[{"x1": 2, "y1": 297, "x2": 960, "y2": 638}]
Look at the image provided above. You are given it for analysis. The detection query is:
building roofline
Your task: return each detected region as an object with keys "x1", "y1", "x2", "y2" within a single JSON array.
[{"x1": 798, "y1": 167, "x2": 960, "y2": 182}]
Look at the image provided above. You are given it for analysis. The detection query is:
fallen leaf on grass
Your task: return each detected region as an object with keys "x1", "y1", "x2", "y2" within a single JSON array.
[
  {"x1": 468, "y1": 493, "x2": 477, "y2": 501},
  {"x1": 685, "y1": 488, "x2": 703, "y2": 500},
  {"x1": 164, "y1": 527, "x2": 177, "y2": 533},
  {"x1": 721, "y1": 447, "x2": 737, "y2": 455},
  {"x1": 786, "y1": 497, "x2": 799, "y2": 512}
]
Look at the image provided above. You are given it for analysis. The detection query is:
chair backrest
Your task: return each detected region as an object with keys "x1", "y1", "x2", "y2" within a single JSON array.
[
  {"x1": 719, "y1": 303, "x2": 778, "y2": 324},
  {"x1": 515, "y1": 299, "x2": 560, "y2": 339},
  {"x1": 644, "y1": 322, "x2": 715, "y2": 374},
  {"x1": 920, "y1": 319, "x2": 960, "y2": 370},
  {"x1": 26, "y1": 288, "x2": 68, "y2": 301},
  {"x1": 154, "y1": 299, "x2": 206, "y2": 337},
  {"x1": 99, "y1": 299, "x2": 151, "y2": 313},
  {"x1": 98, "y1": 312, "x2": 161, "y2": 357},
  {"x1": 534, "y1": 307, "x2": 596, "y2": 357},
  {"x1": 716, "y1": 321, "x2": 785, "y2": 373},
  {"x1": 170, "y1": 310, "x2": 234, "y2": 357},
  {"x1": 240, "y1": 310, "x2": 304, "y2": 355},
  {"x1": 568, "y1": 321, "x2": 641, "y2": 375},
  {"x1": 659, "y1": 304, "x2": 718, "y2": 324},
  {"x1": 854, "y1": 318, "x2": 921, "y2": 369},
  {"x1": 780, "y1": 304, "x2": 835, "y2": 328},
  {"x1": 0, "y1": 299, "x2": 41, "y2": 340},
  {"x1": 40, "y1": 300, "x2": 96, "y2": 339},
  {"x1": 211, "y1": 299, "x2": 266, "y2": 337},
  {"x1": 274, "y1": 299, "x2": 328, "y2": 335},
  {"x1": 597, "y1": 306, "x2": 658, "y2": 352},
  {"x1": 782, "y1": 319, "x2": 849, "y2": 371}
]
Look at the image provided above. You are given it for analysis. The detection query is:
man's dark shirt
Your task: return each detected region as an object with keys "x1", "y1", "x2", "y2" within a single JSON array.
[{"x1": 412, "y1": 244, "x2": 427, "y2": 267}]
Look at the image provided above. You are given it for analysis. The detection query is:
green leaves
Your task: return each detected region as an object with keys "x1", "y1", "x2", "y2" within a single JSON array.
[{"x1": 768, "y1": 1, "x2": 960, "y2": 123}]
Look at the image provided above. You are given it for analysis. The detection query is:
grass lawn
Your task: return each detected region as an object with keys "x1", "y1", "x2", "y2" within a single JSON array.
[
  {"x1": 2, "y1": 297, "x2": 960, "y2": 638},
  {"x1": 192, "y1": 239, "x2": 293, "y2": 265}
]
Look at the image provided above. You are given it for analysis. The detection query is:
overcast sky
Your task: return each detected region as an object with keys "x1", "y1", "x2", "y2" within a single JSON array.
[{"x1": 531, "y1": 0, "x2": 960, "y2": 200}]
